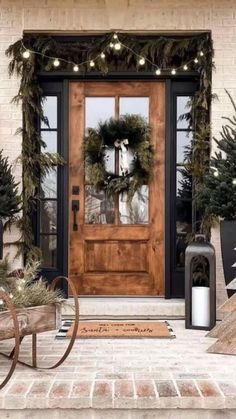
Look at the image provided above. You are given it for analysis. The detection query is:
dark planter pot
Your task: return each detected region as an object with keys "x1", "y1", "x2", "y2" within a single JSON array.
[{"x1": 220, "y1": 220, "x2": 236, "y2": 297}]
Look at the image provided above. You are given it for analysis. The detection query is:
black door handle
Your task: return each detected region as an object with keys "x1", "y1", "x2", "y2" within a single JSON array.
[{"x1": 72, "y1": 200, "x2": 80, "y2": 231}]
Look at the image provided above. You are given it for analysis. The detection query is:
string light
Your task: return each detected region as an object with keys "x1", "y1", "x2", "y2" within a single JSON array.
[
  {"x1": 212, "y1": 168, "x2": 219, "y2": 177},
  {"x1": 232, "y1": 178, "x2": 236, "y2": 185},
  {"x1": 139, "y1": 57, "x2": 145, "y2": 66},
  {"x1": 53, "y1": 58, "x2": 60, "y2": 67},
  {"x1": 20, "y1": 33, "x2": 204, "y2": 75},
  {"x1": 114, "y1": 42, "x2": 121, "y2": 51},
  {"x1": 22, "y1": 50, "x2": 30, "y2": 59}
]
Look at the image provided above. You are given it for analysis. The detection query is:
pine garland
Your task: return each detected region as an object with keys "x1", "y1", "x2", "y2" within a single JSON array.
[{"x1": 5, "y1": 32, "x2": 214, "y2": 257}]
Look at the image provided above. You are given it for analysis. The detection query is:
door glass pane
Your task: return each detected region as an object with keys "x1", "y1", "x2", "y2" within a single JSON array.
[
  {"x1": 85, "y1": 97, "x2": 115, "y2": 178},
  {"x1": 176, "y1": 166, "x2": 192, "y2": 199},
  {"x1": 41, "y1": 168, "x2": 57, "y2": 199},
  {"x1": 85, "y1": 98, "x2": 115, "y2": 220},
  {"x1": 41, "y1": 131, "x2": 57, "y2": 153},
  {"x1": 85, "y1": 186, "x2": 115, "y2": 224},
  {"x1": 176, "y1": 199, "x2": 192, "y2": 268},
  {"x1": 40, "y1": 200, "x2": 57, "y2": 233},
  {"x1": 119, "y1": 186, "x2": 149, "y2": 224},
  {"x1": 85, "y1": 97, "x2": 115, "y2": 130},
  {"x1": 177, "y1": 131, "x2": 193, "y2": 164},
  {"x1": 40, "y1": 235, "x2": 57, "y2": 268},
  {"x1": 41, "y1": 96, "x2": 57, "y2": 129},
  {"x1": 119, "y1": 97, "x2": 149, "y2": 120},
  {"x1": 177, "y1": 96, "x2": 192, "y2": 129}
]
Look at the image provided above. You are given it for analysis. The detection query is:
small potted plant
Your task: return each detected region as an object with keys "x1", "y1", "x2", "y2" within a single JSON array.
[
  {"x1": 0, "y1": 150, "x2": 21, "y2": 259},
  {"x1": 191, "y1": 255, "x2": 210, "y2": 327},
  {"x1": 196, "y1": 91, "x2": 236, "y2": 296}
]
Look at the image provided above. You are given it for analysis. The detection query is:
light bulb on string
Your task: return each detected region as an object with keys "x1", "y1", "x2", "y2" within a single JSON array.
[
  {"x1": 211, "y1": 166, "x2": 219, "y2": 177},
  {"x1": 183, "y1": 64, "x2": 188, "y2": 71},
  {"x1": 90, "y1": 60, "x2": 95, "y2": 67},
  {"x1": 53, "y1": 58, "x2": 60, "y2": 67},
  {"x1": 73, "y1": 65, "x2": 79, "y2": 72},
  {"x1": 138, "y1": 57, "x2": 145, "y2": 66},
  {"x1": 100, "y1": 52, "x2": 106, "y2": 59},
  {"x1": 109, "y1": 42, "x2": 114, "y2": 48},
  {"x1": 171, "y1": 69, "x2": 176, "y2": 75},
  {"x1": 113, "y1": 33, "x2": 118, "y2": 40},
  {"x1": 232, "y1": 178, "x2": 236, "y2": 185},
  {"x1": 199, "y1": 51, "x2": 204, "y2": 57},
  {"x1": 155, "y1": 68, "x2": 161, "y2": 75},
  {"x1": 22, "y1": 50, "x2": 30, "y2": 59},
  {"x1": 114, "y1": 42, "x2": 121, "y2": 51},
  {"x1": 194, "y1": 58, "x2": 199, "y2": 63}
]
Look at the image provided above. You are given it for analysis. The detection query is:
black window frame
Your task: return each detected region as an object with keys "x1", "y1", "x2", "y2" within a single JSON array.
[
  {"x1": 35, "y1": 80, "x2": 69, "y2": 290},
  {"x1": 165, "y1": 79, "x2": 199, "y2": 298}
]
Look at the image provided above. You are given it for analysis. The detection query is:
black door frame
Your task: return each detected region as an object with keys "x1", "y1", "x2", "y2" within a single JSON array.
[{"x1": 38, "y1": 73, "x2": 199, "y2": 298}]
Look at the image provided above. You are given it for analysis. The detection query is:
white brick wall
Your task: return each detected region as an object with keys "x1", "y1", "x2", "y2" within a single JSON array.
[{"x1": 0, "y1": 0, "x2": 235, "y2": 305}]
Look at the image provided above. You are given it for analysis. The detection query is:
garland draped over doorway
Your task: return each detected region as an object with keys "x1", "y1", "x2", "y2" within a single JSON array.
[{"x1": 5, "y1": 32, "x2": 214, "y2": 259}]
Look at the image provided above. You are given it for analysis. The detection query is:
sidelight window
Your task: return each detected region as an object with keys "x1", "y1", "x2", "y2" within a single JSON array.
[
  {"x1": 175, "y1": 96, "x2": 193, "y2": 269},
  {"x1": 39, "y1": 96, "x2": 58, "y2": 268}
]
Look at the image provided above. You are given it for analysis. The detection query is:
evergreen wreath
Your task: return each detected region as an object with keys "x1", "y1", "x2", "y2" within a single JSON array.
[{"x1": 84, "y1": 114, "x2": 153, "y2": 200}]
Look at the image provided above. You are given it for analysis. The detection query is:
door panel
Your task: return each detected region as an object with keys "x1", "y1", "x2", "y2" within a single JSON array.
[{"x1": 69, "y1": 81, "x2": 165, "y2": 296}]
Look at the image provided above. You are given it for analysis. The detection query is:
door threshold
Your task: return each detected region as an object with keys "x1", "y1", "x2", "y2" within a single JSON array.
[{"x1": 62, "y1": 297, "x2": 185, "y2": 319}]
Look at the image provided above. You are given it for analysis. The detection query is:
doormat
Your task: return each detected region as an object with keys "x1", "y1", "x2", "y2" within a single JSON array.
[{"x1": 56, "y1": 320, "x2": 175, "y2": 339}]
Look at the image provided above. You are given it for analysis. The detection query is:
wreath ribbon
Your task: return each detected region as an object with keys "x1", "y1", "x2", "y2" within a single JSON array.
[{"x1": 114, "y1": 138, "x2": 129, "y2": 175}]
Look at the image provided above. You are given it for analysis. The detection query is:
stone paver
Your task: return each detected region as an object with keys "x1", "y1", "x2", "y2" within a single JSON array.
[
  {"x1": 155, "y1": 380, "x2": 178, "y2": 397},
  {"x1": 177, "y1": 380, "x2": 200, "y2": 397},
  {"x1": 1, "y1": 320, "x2": 236, "y2": 411}
]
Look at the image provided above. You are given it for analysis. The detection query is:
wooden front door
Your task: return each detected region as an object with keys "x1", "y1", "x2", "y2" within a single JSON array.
[{"x1": 69, "y1": 82, "x2": 165, "y2": 296}]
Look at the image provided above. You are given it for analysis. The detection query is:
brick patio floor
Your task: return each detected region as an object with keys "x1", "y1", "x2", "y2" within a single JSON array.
[{"x1": 0, "y1": 320, "x2": 236, "y2": 416}]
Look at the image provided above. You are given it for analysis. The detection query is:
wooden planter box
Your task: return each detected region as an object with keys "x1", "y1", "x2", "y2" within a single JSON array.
[{"x1": 0, "y1": 303, "x2": 61, "y2": 341}]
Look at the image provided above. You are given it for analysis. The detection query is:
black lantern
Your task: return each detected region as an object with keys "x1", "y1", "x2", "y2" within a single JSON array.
[{"x1": 185, "y1": 234, "x2": 216, "y2": 330}]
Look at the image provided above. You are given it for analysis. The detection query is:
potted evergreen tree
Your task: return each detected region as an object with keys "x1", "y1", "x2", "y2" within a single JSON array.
[
  {"x1": 0, "y1": 150, "x2": 21, "y2": 259},
  {"x1": 197, "y1": 91, "x2": 236, "y2": 295}
]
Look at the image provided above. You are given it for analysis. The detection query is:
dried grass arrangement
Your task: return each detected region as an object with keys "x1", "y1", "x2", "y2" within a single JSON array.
[{"x1": 0, "y1": 258, "x2": 63, "y2": 312}]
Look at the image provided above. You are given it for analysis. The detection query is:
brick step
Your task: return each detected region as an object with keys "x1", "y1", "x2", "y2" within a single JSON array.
[{"x1": 1, "y1": 409, "x2": 236, "y2": 418}]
